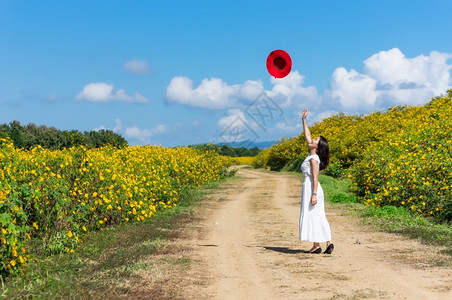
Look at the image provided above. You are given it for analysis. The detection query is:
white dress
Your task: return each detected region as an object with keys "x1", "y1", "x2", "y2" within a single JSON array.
[{"x1": 299, "y1": 154, "x2": 331, "y2": 242}]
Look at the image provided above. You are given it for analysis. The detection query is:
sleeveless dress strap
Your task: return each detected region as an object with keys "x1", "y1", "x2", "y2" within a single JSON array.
[{"x1": 308, "y1": 154, "x2": 320, "y2": 163}]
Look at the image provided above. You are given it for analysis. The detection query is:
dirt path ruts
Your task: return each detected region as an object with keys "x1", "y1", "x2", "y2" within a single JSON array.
[{"x1": 145, "y1": 167, "x2": 452, "y2": 299}]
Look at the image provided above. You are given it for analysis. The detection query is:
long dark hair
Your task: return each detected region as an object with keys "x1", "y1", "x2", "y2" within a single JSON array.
[{"x1": 316, "y1": 136, "x2": 329, "y2": 171}]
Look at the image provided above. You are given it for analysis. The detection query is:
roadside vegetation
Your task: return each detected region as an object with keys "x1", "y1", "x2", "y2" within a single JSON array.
[
  {"x1": 254, "y1": 90, "x2": 452, "y2": 224},
  {"x1": 317, "y1": 174, "x2": 452, "y2": 257},
  {"x1": 189, "y1": 143, "x2": 261, "y2": 157},
  {"x1": 0, "y1": 137, "x2": 233, "y2": 277},
  {"x1": 3, "y1": 177, "x2": 235, "y2": 299}
]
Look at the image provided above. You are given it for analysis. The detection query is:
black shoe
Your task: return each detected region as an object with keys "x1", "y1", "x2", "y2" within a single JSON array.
[
  {"x1": 310, "y1": 247, "x2": 322, "y2": 254},
  {"x1": 324, "y1": 244, "x2": 334, "y2": 254}
]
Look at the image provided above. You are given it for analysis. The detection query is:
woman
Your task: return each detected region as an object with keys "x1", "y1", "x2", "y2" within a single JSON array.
[{"x1": 299, "y1": 108, "x2": 334, "y2": 254}]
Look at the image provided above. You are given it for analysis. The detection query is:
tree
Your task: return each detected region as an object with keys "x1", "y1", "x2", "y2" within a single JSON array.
[{"x1": 0, "y1": 121, "x2": 128, "y2": 150}]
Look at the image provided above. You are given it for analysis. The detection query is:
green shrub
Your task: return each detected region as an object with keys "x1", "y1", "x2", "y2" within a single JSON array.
[{"x1": 330, "y1": 193, "x2": 357, "y2": 203}]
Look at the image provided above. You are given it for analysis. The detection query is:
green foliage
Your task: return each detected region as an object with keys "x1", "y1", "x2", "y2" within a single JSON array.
[
  {"x1": 253, "y1": 136, "x2": 304, "y2": 170},
  {"x1": 319, "y1": 174, "x2": 355, "y2": 203},
  {"x1": 351, "y1": 92, "x2": 452, "y2": 222},
  {"x1": 281, "y1": 156, "x2": 304, "y2": 172},
  {"x1": 362, "y1": 205, "x2": 416, "y2": 221},
  {"x1": 0, "y1": 184, "x2": 30, "y2": 276},
  {"x1": 253, "y1": 89, "x2": 452, "y2": 223},
  {"x1": 189, "y1": 143, "x2": 261, "y2": 157},
  {"x1": 5, "y1": 175, "x2": 232, "y2": 298},
  {"x1": 0, "y1": 137, "x2": 230, "y2": 277},
  {"x1": 359, "y1": 205, "x2": 452, "y2": 251},
  {"x1": 330, "y1": 193, "x2": 357, "y2": 203},
  {"x1": 323, "y1": 161, "x2": 343, "y2": 178},
  {"x1": 0, "y1": 121, "x2": 128, "y2": 150},
  {"x1": 322, "y1": 175, "x2": 452, "y2": 254}
]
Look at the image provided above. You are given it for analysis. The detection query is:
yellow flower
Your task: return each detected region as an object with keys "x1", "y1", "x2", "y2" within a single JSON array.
[
  {"x1": 67, "y1": 231, "x2": 73, "y2": 238},
  {"x1": 82, "y1": 226, "x2": 87, "y2": 232},
  {"x1": 10, "y1": 260, "x2": 16, "y2": 267}
]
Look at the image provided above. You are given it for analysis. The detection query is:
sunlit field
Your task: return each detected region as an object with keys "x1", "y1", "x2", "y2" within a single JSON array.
[
  {"x1": 0, "y1": 141, "x2": 231, "y2": 276},
  {"x1": 253, "y1": 90, "x2": 452, "y2": 223}
]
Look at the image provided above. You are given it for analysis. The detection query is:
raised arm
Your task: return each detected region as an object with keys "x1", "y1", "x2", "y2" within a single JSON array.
[{"x1": 301, "y1": 108, "x2": 312, "y2": 145}]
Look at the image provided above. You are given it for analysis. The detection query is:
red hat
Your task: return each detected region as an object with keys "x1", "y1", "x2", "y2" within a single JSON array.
[{"x1": 266, "y1": 49, "x2": 292, "y2": 78}]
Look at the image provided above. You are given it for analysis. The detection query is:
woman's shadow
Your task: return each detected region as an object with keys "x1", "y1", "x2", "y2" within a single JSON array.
[{"x1": 262, "y1": 246, "x2": 309, "y2": 254}]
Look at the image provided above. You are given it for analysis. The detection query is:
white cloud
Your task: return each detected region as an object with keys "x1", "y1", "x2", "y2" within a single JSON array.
[
  {"x1": 125, "y1": 124, "x2": 168, "y2": 142},
  {"x1": 93, "y1": 119, "x2": 168, "y2": 145},
  {"x1": 166, "y1": 76, "x2": 247, "y2": 109},
  {"x1": 113, "y1": 118, "x2": 122, "y2": 132},
  {"x1": 76, "y1": 83, "x2": 113, "y2": 102},
  {"x1": 165, "y1": 72, "x2": 317, "y2": 110},
  {"x1": 275, "y1": 121, "x2": 301, "y2": 133},
  {"x1": 133, "y1": 93, "x2": 149, "y2": 103},
  {"x1": 76, "y1": 83, "x2": 149, "y2": 103},
  {"x1": 163, "y1": 48, "x2": 451, "y2": 144},
  {"x1": 268, "y1": 71, "x2": 318, "y2": 108},
  {"x1": 218, "y1": 109, "x2": 249, "y2": 130},
  {"x1": 46, "y1": 95, "x2": 58, "y2": 103},
  {"x1": 94, "y1": 118, "x2": 122, "y2": 132},
  {"x1": 238, "y1": 80, "x2": 265, "y2": 100},
  {"x1": 364, "y1": 49, "x2": 451, "y2": 91},
  {"x1": 93, "y1": 125, "x2": 106, "y2": 131},
  {"x1": 124, "y1": 59, "x2": 150, "y2": 75},
  {"x1": 217, "y1": 109, "x2": 260, "y2": 144},
  {"x1": 165, "y1": 49, "x2": 451, "y2": 114},
  {"x1": 325, "y1": 48, "x2": 452, "y2": 111},
  {"x1": 314, "y1": 110, "x2": 340, "y2": 123},
  {"x1": 327, "y1": 67, "x2": 378, "y2": 111}
]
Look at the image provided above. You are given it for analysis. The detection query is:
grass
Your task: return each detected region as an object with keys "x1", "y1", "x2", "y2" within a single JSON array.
[
  {"x1": 4, "y1": 176, "x2": 237, "y2": 299},
  {"x1": 356, "y1": 205, "x2": 452, "y2": 255},
  {"x1": 317, "y1": 174, "x2": 452, "y2": 256},
  {"x1": 318, "y1": 174, "x2": 356, "y2": 203},
  {"x1": 289, "y1": 172, "x2": 357, "y2": 203}
]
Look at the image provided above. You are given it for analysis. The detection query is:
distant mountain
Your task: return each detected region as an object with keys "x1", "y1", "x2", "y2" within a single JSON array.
[{"x1": 216, "y1": 140, "x2": 277, "y2": 149}]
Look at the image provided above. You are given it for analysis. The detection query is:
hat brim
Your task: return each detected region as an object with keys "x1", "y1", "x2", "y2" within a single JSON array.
[{"x1": 266, "y1": 50, "x2": 292, "y2": 78}]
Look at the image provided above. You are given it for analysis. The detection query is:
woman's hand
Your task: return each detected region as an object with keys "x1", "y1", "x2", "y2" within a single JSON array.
[
  {"x1": 311, "y1": 194, "x2": 317, "y2": 206},
  {"x1": 301, "y1": 108, "x2": 312, "y2": 144}
]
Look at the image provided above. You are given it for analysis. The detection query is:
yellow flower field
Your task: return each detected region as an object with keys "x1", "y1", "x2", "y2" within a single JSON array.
[
  {"x1": 253, "y1": 89, "x2": 452, "y2": 222},
  {"x1": 0, "y1": 141, "x2": 230, "y2": 276},
  {"x1": 225, "y1": 156, "x2": 255, "y2": 166}
]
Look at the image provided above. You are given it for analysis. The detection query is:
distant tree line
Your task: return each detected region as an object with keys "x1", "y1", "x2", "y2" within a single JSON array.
[
  {"x1": 188, "y1": 143, "x2": 260, "y2": 157},
  {"x1": 0, "y1": 121, "x2": 128, "y2": 150}
]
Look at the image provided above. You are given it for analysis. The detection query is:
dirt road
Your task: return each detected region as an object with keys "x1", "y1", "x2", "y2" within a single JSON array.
[{"x1": 142, "y1": 167, "x2": 452, "y2": 299}]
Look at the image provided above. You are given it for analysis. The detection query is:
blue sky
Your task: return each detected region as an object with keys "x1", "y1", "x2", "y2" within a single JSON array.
[{"x1": 1, "y1": 0, "x2": 451, "y2": 147}]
